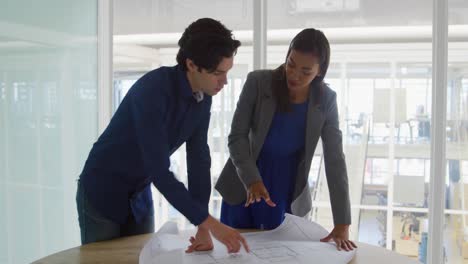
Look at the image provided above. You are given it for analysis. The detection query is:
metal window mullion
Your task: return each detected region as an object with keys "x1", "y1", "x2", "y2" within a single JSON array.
[
  {"x1": 385, "y1": 61, "x2": 397, "y2": 250},
  {"x1": 253, "y1": 0, "x2": 267, "y2": 70},
  {"x1": 428, "y1": 0, "x2": 448, "y2": 263},
  {"x1": 3, "y1": 72, "x2": 13, "y2": 264}
]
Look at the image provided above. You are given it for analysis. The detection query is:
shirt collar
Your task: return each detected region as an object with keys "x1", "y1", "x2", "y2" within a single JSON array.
[{"x1": 192, "y1": 91, "x2": 204, "y2": 102}]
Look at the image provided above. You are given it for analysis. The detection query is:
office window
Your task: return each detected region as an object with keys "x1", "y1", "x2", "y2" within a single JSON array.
[
  {"x1": 358, "y1": 210, "x2": 387, "y2": 247},
  {"x1": 392, "y1": 212, "x2": 428, "y2": 260},
  {"x1": 361, "y1": 158, "x2": 390, "y2": 206},
  {"x1": 395, "y1": 159, "x2": 430, "y2": 210},
  {"x1": 445, "y1": 1, "x2": 468, "y2": 262}
]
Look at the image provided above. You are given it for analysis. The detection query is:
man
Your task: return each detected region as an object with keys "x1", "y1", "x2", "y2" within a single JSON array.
[{"x1": 76, "y1": 18, "x2": 249, "y2": 253}]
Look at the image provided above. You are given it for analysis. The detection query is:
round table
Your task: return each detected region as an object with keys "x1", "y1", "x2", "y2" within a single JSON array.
[{"x1": 32, "y1": 233, "x2": 420, "y2": 264}]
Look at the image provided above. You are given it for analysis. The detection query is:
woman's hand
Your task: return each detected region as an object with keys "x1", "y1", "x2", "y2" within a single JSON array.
[
  {"x1": 245, "y1": 181, "x2": 276, "y2": 207},
  {"x1": 320, "y1": 224, "x2": 357, "y2": 251}
]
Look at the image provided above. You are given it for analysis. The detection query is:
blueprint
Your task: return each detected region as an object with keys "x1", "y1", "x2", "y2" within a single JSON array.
[{"x1": 139, "y1": 214, "x2": 356, "y2": 264}]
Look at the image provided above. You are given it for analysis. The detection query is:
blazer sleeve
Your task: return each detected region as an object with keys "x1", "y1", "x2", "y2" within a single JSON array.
[
  {"x1": 321, "y1": 91, "x2": 352, "y2": 225},
  {"x1": 228, "y1": 72, "x2": 263, "y2": 188}
]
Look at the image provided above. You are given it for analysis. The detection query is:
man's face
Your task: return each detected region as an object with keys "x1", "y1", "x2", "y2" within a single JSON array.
[{"x1": 187, "y1": 56, "x2": 234, "y2": 96}]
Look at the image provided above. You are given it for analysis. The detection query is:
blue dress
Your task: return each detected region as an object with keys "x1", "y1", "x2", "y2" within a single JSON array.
[{"x1": 220, "y1": 101, "x2": 308, "y2": 229}]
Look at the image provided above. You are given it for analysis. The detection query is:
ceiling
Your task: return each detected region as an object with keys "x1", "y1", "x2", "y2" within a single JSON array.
[{"x1": 113, "y1": 0, "x2": 468, "y2": 35}]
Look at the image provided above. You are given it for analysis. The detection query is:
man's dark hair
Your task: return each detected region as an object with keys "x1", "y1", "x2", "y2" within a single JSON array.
[{"x1": 176, "y1": 18, "x2": 241, "y2": 72}]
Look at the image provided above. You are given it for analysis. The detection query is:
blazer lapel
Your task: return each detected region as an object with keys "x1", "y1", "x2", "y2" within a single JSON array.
[{"x1": 253, "y1": 90, "x2": 276, "y2": 159}]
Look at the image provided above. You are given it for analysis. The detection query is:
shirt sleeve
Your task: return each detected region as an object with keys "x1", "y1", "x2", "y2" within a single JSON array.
[
  {"x1": 186, "y1": 107, "x2": 212, "y2": 213},
  {"x1": 129, "y1": 77, "x2": 209, "y2": 226}
]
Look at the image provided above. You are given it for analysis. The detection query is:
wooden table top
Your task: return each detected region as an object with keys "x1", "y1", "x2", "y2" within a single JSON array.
[{"x1": 33, "y1": 233, "x2": 420, "y2": 264}]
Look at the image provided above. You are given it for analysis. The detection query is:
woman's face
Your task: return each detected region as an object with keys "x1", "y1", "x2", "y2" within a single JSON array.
[{"x1": 285, "y1": 49, "x2": 321, "y2": 92}]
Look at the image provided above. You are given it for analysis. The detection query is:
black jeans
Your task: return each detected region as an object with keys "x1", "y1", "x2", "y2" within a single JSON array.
[{"x1": 76, "y1": 180, "x2": 155, "y2": 244}]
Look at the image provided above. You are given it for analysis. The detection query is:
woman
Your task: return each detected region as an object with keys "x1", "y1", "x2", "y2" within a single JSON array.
[{"x1": 215, "y1": 28, "x2": 356, "y2": 251}]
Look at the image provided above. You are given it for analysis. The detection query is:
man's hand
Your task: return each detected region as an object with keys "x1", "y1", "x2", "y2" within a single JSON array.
[
  {"x1": 245, "y1": 181, "x2": 276, "y2": 207},
  {"x1": 185, "y1": 227, "x2": 213, "y2": 253},
  {"x1": 320, "y1": 224, "x2": 357, "y2": 251},
  {"x1": 198, "y1": 215, "x2": 250, "y2": 254}
]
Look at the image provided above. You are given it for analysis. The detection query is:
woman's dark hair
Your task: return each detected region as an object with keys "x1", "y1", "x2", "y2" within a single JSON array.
[
  {"x1": 176, "y1": 18, "x2": 241, "y2": 72},
  {"x1": 275, "y1": 28, "x2": 330, "y2": 111}
]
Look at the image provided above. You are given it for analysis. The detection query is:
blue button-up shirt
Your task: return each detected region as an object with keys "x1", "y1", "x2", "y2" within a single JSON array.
[{"x1": 80, "y1": 65, "x2": 212, "y2": 225}]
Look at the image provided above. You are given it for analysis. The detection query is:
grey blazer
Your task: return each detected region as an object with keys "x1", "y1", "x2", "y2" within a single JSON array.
[{"x1": 215, "y1": 66, "x2": 351, "y2": 225}]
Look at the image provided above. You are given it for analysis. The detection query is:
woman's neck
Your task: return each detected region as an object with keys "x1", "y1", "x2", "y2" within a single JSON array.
[{"x1": 289, "y1": 87, "x2": 309, "y2": 103}]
